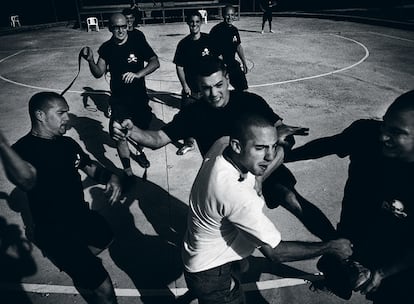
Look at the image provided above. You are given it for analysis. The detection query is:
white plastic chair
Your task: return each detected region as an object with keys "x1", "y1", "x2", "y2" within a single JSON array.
[
  {"x1": 86, "y1": 17, "x2": 99, "y2": 32},
  {"x1": 198, "y1": 10, "x2": 207, "y2": 24},
  {"x1": 10, "y1": 15, "x2": 21, "y2": 27}
]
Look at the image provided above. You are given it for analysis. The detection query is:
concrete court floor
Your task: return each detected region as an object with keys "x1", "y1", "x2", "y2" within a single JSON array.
[{"x1": 0, "y1": 14, "x2": 413, "y2": 304}]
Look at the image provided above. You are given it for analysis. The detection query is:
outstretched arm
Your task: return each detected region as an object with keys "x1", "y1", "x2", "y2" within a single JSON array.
[
  {"x1": 0, "y1": 131, "x2": 37, "y2": 191},
  {"x1": 111, "y1": 119, "x2": 172, "y2": 149},
  {"x1": 260, "y1": 238, "x2": 353, "y2": 264},
  {"x1": 286, "y1": 135, "x2": 342, "y2": 162}
]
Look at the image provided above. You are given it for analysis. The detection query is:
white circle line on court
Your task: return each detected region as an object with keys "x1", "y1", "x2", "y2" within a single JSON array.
[
  {"x1": 0, "y1": 34, "x2": 369, "y2": 94},
  {"x1": 0, "y1": 277, "x2": 310, "y2": 297},
  {"x1": 367, "y1": 31, "x2": 414, "y2": 43},
  {"x1": 249, "y1": 34, "x2": 370, "y2": 88}
]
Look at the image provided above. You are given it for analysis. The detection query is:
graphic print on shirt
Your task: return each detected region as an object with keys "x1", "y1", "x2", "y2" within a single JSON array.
[
  {"x1": 127, "y1": 53, "x2": 138, "y2": 64},
  {"x1": 74, "y1": 153, "x2": 81, "y2": 169},
  {"x1": 382, "y1": 199, "x2": 408, "y2": 219},
  {"x1": 201, "y1": 48, "x2": 210, "y2": 56}
]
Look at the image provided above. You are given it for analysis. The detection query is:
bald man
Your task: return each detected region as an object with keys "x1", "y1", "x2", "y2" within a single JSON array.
[{"x1": 82, "y1": 13, "x2": 160, "y2": 176}]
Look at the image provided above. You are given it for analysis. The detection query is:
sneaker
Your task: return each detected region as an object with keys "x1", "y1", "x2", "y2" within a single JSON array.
[
  {"x1": 346, "y1": 260, "x2": 371, "y2": 291},
  {"x1": 261, "y1": 30, "x2": 264, "y2": 34},
  {"x1": 270, "y1": 30, "x2": 275, "y2": 33},
  {"x1": 176, "y1": 143, "x2": 195, "y2": 155},
  {"x1": 132, "y1": 150, "x2": 150, "y2": 168}
]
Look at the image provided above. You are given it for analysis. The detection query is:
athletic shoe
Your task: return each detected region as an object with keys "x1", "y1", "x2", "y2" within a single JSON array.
[
  {"x1": 270, "y1": 30, "x2": 275, "y2": 33},
  {"x1": 261, "y1": 30, "x2": 264, "y2": 34},
  {"x1": 176, "y1": 143, "x2": 195, "y2": 155},
  {"x1": 347, "y1": 260, "x2": 371, "y2": 290},
  {"x1": 132, "y1": 150, "x2": 150, "y2": 168}
]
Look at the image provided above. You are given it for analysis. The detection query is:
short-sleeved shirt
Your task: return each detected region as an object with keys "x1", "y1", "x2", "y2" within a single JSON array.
[
  {"x1": 311, "y1": 119, "x2": 414, "y2": 268},
  {"x1": 173, "y1": 33, "x2": 212, "y2": 92},
  {"x1": 162, "y1": 90, "x2": 281, "y2": 156},
  {"x1": 183, "y1": 144, "x2": 281, "y2": 273},
  {"x1": 12, "y1": 134, "x2": 92, "y2": 228},
  {"x1": 209, "y1": 22, "x2": 241, "y2": 65},
  {"x1": 98, "y1": 30, "x2": 156, "y2": 97}
]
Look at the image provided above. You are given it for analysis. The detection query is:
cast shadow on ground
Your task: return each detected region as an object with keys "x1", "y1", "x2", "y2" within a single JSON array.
[
  {"x1": 69, "y1": 113, "x2": 120, "y2": 174},
  {"x1": 242, "y1": 255, "x2": 322, "y2": 303},
  {"x1": 239, "y1": 28, "x2": 264, "y2": 34},
  {"x1": 81, "y1": 87, "x2": 111, "y2": 117},
  {"x1": 0, "y1": 191, "x2": 37, "y2": 304},
  {"x1": 148, "y1": 89, "x2": 182, "y2": 110},
  {"x1": 89, "y1": 176, "x2": 189, "y2": 303}
]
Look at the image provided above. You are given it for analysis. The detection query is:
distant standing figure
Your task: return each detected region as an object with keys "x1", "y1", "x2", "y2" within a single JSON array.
[
  {"x1": 209, "y1": 5, "x2": 248, "y2": 91},
  {"x1": 260, "y1": 0, "x2": 276, "y2": 34}
]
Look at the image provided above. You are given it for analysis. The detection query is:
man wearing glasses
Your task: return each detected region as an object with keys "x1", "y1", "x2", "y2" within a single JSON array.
[{"x1": 82, "y1": 13, "x2": 160, "y2": 176}]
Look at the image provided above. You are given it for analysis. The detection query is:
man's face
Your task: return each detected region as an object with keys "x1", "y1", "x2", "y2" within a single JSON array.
[
  {"x1": 110, "y1": 16, "x2": 128, "y2": 43},
  {"x1": 224, "y1": 8, "x2": 235, "y2": 25},
  {"x1": 198, "y1": 70, "x2": 230, "y2": 108},
  {"x1": 187, "y1": 15, "x2": 202, "y2": 35},
  {"x1": 380, "y1": 109, "x2": 414, "y2": 162},
  {"x1": 42, "y1": 99, "x2": 70, "y2": 137},
  {"x1": 238, "y1": 125, "x2": 278, "y2": 176},
  {"x1": 125, "y1": 14, "x2": 135, "y2": 31}
]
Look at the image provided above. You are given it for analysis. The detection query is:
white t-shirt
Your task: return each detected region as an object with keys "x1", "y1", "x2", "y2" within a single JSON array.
[{"x1": 182, "y1": 142, "x2": 281, "y2": 273}]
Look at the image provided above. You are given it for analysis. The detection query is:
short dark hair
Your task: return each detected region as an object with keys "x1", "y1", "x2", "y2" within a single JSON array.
[
  {"x1": 196, "y1": 56, "x2": 226, "y2": 77},
  {"x1": 230, "y1": 113, "x2": 275, "y2": 144},
  {"x1": 28, "y1": 92, "x2": 66, "y2": 122},
  {"x1": 186, "y1": 10, "x2": 202, "y2": 23},
  {"x1": 122, "y1": 8, "x2": 134, "y2": 16},
  {"x1": 385, "y1": 90, "x2": 414, "y2": 117}
]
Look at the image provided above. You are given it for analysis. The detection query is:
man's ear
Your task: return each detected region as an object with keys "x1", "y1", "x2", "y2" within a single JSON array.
[
  {"x1": 230, "y1": 138, "x2": 242, "y2": 154},
  {"x1": 34, "y1": 110, "x2": 45, "y2": 122}
]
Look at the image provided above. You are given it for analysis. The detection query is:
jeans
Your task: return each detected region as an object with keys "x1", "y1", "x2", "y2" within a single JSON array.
[{"x1": 184, "y1": 261, "x2": 245, "y2": 304}]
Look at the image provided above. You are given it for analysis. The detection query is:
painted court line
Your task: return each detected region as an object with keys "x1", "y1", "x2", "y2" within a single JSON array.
[
  {"x1": 368, "y1": 31, "x2": 414, "y2": 43},
  {"x1": 0, "y1": 277, "x2": 309, "y2": 297},
  {"x1": 0, "y1": 34, "x2": 369, "y2": 94},
  {"x1": 250, "y1": 34, "x2": 369, "y2": 88}
]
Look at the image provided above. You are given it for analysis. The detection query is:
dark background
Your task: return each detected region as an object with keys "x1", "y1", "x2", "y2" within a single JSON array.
[{"x1": 1, "y1": 0, "x2": 413, "y2": 26}]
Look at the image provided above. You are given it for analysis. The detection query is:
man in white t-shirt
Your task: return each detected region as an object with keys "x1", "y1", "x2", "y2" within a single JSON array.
[{"x1": 182, "y1": 113, "x2": 354, "y2": 304}]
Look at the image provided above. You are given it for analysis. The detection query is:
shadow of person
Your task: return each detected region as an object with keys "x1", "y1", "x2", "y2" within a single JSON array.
[
  {"x1": 0, "y1": 209, "x2": 37, "y2": 304},
  {"x1": 81, "y1": 87, "x2": 111, "y2": 117},
  {"x1": 88, "y1": 176, "x2": 189, "y2": 303},
  {"x1": 68, "y1": 113, "x2": 120, "y2": 174},
  {"x1": 148, "y1": 89, "x2": 182, "y2": 110},
  {"x1": 241, "y1": 255, "x2": 322, "y2": 303}
]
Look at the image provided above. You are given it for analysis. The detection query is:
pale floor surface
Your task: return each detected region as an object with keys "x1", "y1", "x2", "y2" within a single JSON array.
[{"x1": 0, "y1": 16, "x2": 413, "y2": 304}]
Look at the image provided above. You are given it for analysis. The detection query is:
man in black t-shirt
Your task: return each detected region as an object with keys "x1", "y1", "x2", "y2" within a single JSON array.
[
  {"x1": 287, "y1": 90, "x2": 414, "y2": 303},
  {"x1": 0, "y1": 92, "x2": 122, "y2": 304},
  {"x1": 82, "y1": 13, "x2": 160, "y2": 174},
  {"x1": 209, "y1": 5, "x2": 248, "y2": 91},
  {"x1": 173, "y1": 10, "x2": 213, "y2": 155},
  {"x1": 112, "y1": 56, "x2": 338, "y2": 243}
]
